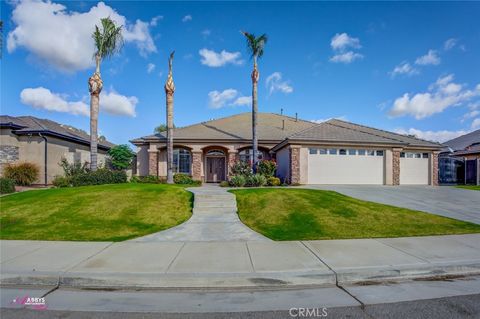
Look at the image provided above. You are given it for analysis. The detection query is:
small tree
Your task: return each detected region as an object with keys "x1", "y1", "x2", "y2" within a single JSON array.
[{"x1": 108, "y1": 144, "x2": 135, "y2": 170}]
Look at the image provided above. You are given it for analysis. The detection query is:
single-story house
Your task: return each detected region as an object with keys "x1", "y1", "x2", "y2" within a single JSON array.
[
  {"x1": 131, "y1": 112, "x2": 442, "y2": 185},
  {"x1": 440, "y1": 130, "x2": 480, "y2": 185},
  {"x1": 0, "y1": 115, "x2": 113, "y2": 185}
]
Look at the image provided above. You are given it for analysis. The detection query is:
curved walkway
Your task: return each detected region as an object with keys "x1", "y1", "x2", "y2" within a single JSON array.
[{"x1": 131, "y1": 185, "x2": 270, "y2": 242}]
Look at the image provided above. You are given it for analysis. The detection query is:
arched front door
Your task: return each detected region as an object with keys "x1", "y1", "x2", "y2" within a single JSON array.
[{"x1": 205, "y1": 150, "x2": 226, "y2": 182}]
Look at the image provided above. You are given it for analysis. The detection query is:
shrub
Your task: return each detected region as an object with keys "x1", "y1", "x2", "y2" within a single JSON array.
[
  {"x1": 230, "y1": 161, "x2": 252, "y2": 177},
  {"x1": 229, "y1": 175, "x2": 246, "y2": 187},
  {"x1": 257, "y1": 160, "x2": 276, "y2": 177},
  {"x1": 267, "y1": 177, "x2": 281, "y2": 186},
  {"x1": 130, "y1": 175, "x2": 165, "y2": 184},
  {"x1": 0, "y1": 178, "x2": 16, "y2": 194},
  {"x1": 246, "y1": 174, "x2": 267, "y2": 187},
  {"x1": 174, "y1": 173, "x2": 194, "y2": 184},
  {"x1": 52, "y1": 176, "x2": 72, "y2": 188},
  {"x1": 108, "y1": 144, "x2": 136, "y2": 170},
  {"x1": 59, "y1": 158, "x2": 89, "y2": 177},
  {"x1": 71, "y1": 169, "x2": 127, "y2": 187},
  {"x1": 4, "y1": 162, "x2": 39, "y2": 186},
  {"x1": 219, "y1": 181, "x2": 230, "y2": 187}
]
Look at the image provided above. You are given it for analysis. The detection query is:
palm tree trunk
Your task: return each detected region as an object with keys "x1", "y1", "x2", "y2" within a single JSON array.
[
  {"x1": 166, "y1": 93, "x2": 174, "y2": 184},
  {"x1": 88, "y1": 55, "x2": 103, "y2": 171},
  {"x1": 251, "y1": 58, "x2": 259, "y2": 171}
]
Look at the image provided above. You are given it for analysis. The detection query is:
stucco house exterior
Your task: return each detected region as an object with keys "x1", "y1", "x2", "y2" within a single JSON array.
[
  {"x1": 0, "y1": 115, "x2": 113, "y2": 185},
  {"x1": 131, "y1": 112, "x2": 442, "y2": 185}
]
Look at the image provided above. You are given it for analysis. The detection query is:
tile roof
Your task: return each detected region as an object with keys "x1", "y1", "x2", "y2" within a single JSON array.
[
  {"x1": 0, "y1": 115, "x2": 114, "y2": 149},
  {"x1": 442, "y1": 130, "x2": 480, "y2": 152}
]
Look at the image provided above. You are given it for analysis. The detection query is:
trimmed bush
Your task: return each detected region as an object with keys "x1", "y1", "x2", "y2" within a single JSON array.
[
  {"x1": 70, "y1": 169, "x2": 127, "y2": 187},
  {"x1": 4, "y1": 162, "x2": 39, "y2": 186},
  {"x1": 0, "y1": 178, "x2": 16, "y2": 194},
  {"x1": 59, "y1": 158, "x2": 89, "y2": 177},
  {"x1": 174, "y1": 173, "x2": 194, "y2": 184},
  {"x1": 229, "y1": 175, "x2": 246, "y2": 187},
  {"x1": 230, "y1": 161, "x2": 252, "y2": 177},
  {"x1": 52, "y1": 176, "x2": 72, "y2": 188},
  {"x1": 246, "y1": 174, "x2": 267, "y2": 187},
  {"x1": 267, "y1": 177, "x2": 281, "y2": 186},
  {"x1": 257, "y1": 160, "x2": 276, "y2": 177},
  {"x1": 108, "y1": 144, "x2": 136, "y2": 170},
  {"x1": 130, "y1": 175, "x2": 165, "y2": 184},
  {"x1": 219, "y1": 181, "x2": 230, "y2": 187}
]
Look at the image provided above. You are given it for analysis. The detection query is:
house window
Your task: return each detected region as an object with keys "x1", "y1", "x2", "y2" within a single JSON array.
[
  {"x1": 406, "y1": 153, "x2": 414, "y2": 158},
  {"x1": 348, "y1": 149, "x2": 356, "y2": 155},
  {"x1": 309, "y1": 148, "x2": 318, "y2": 155},
  {"x1": 400, "y1": 152, "x2": 405, "y2": 158},
  {"x1": 329, "y1": 149, "x2": 337, "y2": 155},
  {"x1": 422, "y1": 153, "x2": 429, "y2": 158},
  {"x1": 173, "y1": 148, "x2": 191, "y2": 174},
  {"x1": 376, "y1": 150, "x2": 384, "y2": 156},
  {"x1": 367, "y1": 150, "x2": 375, "y2": 156},
  {"x1": 339, "y1": 149, "x2": 347, "y2": 155},
  {"x1": 319, "y1": 148, "x2": 327, "y2": 155},
  {"x1": 239, "y1": 148, "x2": 264, "y2": 163},
  {"x1": 358, "y1": 149, "x2": 366, "y2": 156},
  {"x1": 206, "y1": 149, "x2": 225, "y2": 156},
  {"x1": 415, "y1": 153, "x2": 421, "y2": 158}
]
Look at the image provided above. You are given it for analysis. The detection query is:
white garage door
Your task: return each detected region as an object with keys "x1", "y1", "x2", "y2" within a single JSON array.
[
  {"x1": 400, "y1": 152, "x2": 429, "y2": 185},
  {"x1": 308, "y1": 148, "x2": 385, "y2": 184}
]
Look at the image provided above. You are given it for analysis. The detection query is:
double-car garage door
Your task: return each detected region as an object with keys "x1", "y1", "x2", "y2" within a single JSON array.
[
  {"x1": 308, "y1": 148, "x2": 385, "y2": 184},
  {"x1": 307, "y1": 148, "x2": 430, "y2": 185}
]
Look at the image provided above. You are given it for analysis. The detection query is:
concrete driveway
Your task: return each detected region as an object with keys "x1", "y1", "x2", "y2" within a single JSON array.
[{"x1": 305, "y1": 185, "x2": 480, "y2": 224}]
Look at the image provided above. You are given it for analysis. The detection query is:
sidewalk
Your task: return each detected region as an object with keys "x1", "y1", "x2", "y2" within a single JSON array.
[{"x1": 1, "y1": 234, "x2": 479, "y2": 289}]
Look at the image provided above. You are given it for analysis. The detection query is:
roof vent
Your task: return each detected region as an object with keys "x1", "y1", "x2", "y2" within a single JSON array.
[
  {"x1": 295, "y1": 112, "x2": 298, "y2": 122},
  {"x1": 280, "y1": 108, "x2": 283, "y2": 115},
  {"x1": 282, "y1": 119, "x2": 285, "y2": 130}
]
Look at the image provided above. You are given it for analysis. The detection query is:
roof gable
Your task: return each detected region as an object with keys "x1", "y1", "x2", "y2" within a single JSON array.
[{"x1": 443, "y1": 130, "x2": 480, "y2": 151}]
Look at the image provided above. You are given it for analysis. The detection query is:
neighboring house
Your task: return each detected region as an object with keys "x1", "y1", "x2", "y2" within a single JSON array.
[
  {"x1": 131, "y1": 112, "x2": 442, "y2": 185},
  {"x1": 0, "y1": 115, "x2": 114, "y2": 185},
  {"x1": 440, "y1": 130, "x2": 480, "y2": 185}
]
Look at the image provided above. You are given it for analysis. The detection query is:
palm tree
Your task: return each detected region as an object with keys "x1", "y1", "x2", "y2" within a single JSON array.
[
  {"x1": 241, "y1": 31, "x2": 268, "y2": 170},
  {"x1": 89, "y1": 17, "x2": 123, "y2": 171},
  {"x1": 164, "y1": 51, "x2": 175, "y2": 184}
]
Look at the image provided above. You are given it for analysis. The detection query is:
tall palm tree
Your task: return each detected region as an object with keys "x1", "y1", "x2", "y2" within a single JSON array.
[
  {"x1": 165, "y1": 51, "x2": 175, "y2": 184},
  {"x1": 89, "y1": 17, "x2": 123, "y2": 171},
  {"x1": 241, "y1": 31, "x2": 268, "y2": 170}
]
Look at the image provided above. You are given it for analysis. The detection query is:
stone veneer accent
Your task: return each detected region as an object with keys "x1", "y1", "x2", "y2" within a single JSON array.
[
  {"x1": 289, "y1": 146, "x2": 301, "y2": 184},
  {"x1": 392, "y1": 149, "x2": 401, "y2": 185},
  {"x1": 227, "y1": 151, "x2": 238, "y2": 178},
  {"x1": 148, "y1": 150, "x2": 158, "y2": 176},
  {"x1": 192, "y1": 151, "x2": 202, "y2": 181},
  {"x1": 0, "y1": 145, "x2": 19, "y2": 163},
  {"x1": 432, "y1": 152, "x2": 439, "y2": 186}
]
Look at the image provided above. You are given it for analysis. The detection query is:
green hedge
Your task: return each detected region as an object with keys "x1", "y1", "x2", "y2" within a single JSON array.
[
  {"x1": 53, "y1": 169, "x2": 127, "y2": 187},
  {"x1": 0, "y1": 178, "x2": 16, "y2": 194}
]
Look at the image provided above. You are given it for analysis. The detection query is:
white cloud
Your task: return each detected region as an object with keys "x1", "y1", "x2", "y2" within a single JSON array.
[
  {"x1": 311, "y1": 116, "x2": 347, "y2": 123},
  {"x1": 329, "y1": 51, "x2": 364, "y2": 64},
  {"x1": 150, "y1": 15, "x2": 163, "y2": 26},
  {"x1": 100, "y1": 89, "x2": 138, "y2": 117},
  {"x1": 394, "y1": 128, "x2": 469, "y2": 143},
  {"x1": 7, "y1": 1, "x2": 157, "y2": 72},
  {"x1": 389, "y1": 74, "x2": 480, "y2": 119},
  {"x1": 472, "y1": 118, "x2": 480, "y2": 129},
  {"x1": 415, "y1": 50, "x2": 441, "y2": 65},
  {"x1": 199, "y1": 48, "x2": 243, "y2": 67},
  {"x1": 182, "y1": 15, "x2": 192, "y2": 22},
  {"x1": 233, "y1": 96, "x2": 251, "y2": 106},
  {"x1": 265, "y1": 72, "x2": 293, "y2": 95},
  {"x1": 330, "y1": 33, "x2": 361, "y2": 51},
  {"x1": 20, "y1": 87, "x2": 137, "y2": 117},
  {"x1": 201, "y1": 29, "x2": 211, "y2": 37},
  {"x1": 390, "y1": 62, "x2": 419, "y2": 77},
  {"x1": 147, "y1": 63, "x2": 155, "y2": 73},
  {"x1": 20, "y1": 87, "x2": 89, "y2": 116},
  {"x1": 444, "y1": 38, "x2": 457, "y2": 51}
]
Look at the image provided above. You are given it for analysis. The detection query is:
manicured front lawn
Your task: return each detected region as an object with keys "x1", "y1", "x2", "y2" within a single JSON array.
[
  {"x1": 231, "y1": 188, "x2": 480, "y2": 241},
  {"x1": 456, "y1": 185, "x2": 480, "y2": 191},
  {"x1": 0, "y1": 184, "x2": 193, "y2": 241}
]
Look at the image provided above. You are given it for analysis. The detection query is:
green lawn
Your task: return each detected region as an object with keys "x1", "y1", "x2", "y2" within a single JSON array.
[
  {"x1": 456, "y1": 185, "x2": 480, "y2": 191},
  {"x1": 0, "y1": 183, "x2": 193, "y2": 241},
  {"x1": 231, "y1": 188, "x2": 480, "y2": 241}
]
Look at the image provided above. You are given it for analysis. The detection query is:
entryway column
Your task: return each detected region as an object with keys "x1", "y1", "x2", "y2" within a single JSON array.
[
  {"x1": 290, "y1": 145, "x2": 301, "y2": 184},
  {"x1": 192, "y1": 151, "x2": 202, "y2": 181},
  {"x1": 227, "y1": 150, "x2": 238, "y2": 178},
  {"x1": 392, "y1": 148, "x2": 402, "y2": 186},
  {"x1": 148, "y1": 149, "x2": 158, "y2": 176},
  {"x1": 430, "y1": 151, "x2": 439, "y2": 186}
]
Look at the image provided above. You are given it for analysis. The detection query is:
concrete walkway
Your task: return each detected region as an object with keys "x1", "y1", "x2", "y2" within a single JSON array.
[
  {"x1": 2, "y1": 234, "x2": 479, "y2": 289},
  {"x1": 131, "y1": 185, "x2": 269, "y2": 242},
  {"x1": 305, "y1": 185, "x2": 480, "y2": 224}
]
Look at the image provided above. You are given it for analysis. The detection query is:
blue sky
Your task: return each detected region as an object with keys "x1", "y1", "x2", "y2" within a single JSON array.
[{"x1": 2, "y1": 1, "x2": 479, "y2": 145}]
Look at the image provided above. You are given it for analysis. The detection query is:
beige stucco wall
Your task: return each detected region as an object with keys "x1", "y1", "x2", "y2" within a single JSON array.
[
  {"x1": 1, "y1": 129, "x2": 108, "y2": 184},
  {"x1": 136, "y1": 145, "x2": 149, "y2": 176}
]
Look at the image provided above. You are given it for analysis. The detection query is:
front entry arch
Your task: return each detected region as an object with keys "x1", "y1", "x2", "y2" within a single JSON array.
[{"x1": 205, "y1": 149, "x2": 226, "y2": 182}]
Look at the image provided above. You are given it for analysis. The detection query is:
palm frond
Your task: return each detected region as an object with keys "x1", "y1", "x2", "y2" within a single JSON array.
[
  {"x1": 92, "y1": 17, "x2": 123, "y2": 60},
  {"x1": 241, "y1": 31, "x2": 268, "y2": 60}
]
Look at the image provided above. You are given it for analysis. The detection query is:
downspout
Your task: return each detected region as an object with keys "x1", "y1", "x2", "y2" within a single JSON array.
[{"x1": 39, "y1": 133, "x2": 48, "y2": 186}]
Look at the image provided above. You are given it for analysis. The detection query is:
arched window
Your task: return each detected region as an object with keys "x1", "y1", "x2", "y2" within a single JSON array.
[
  {"x1": 173, "y1": 148, "x2": 191, "y2": 174},
  {"x1": 206, "y1": 149, "x2": 225, "y2": 156},
  {"x1": 239, "y1": 148, "x2": 265, "y2": 163}
]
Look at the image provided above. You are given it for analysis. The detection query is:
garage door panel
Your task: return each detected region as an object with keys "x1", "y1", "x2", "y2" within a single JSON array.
[
  {"x1": 308, "y1": 155, "x2": 384, "y2": 184},
  {"x1": 400, "y1": 158, "x2": 429, "y2": 185}
]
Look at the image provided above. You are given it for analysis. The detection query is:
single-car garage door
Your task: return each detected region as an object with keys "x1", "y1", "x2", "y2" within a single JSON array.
[
  {"x1": 400, "y1": 152, "x2": 429, "y2": 185},
  {"x1": 308, "y1": 148, "x2": 385, "y2": 184}
]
